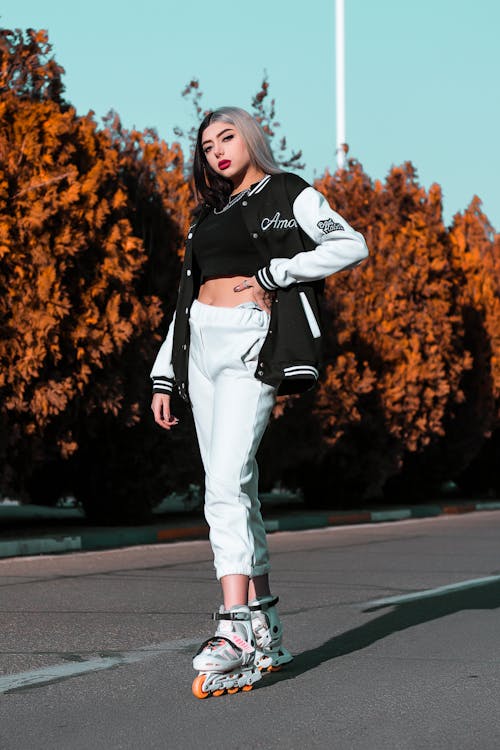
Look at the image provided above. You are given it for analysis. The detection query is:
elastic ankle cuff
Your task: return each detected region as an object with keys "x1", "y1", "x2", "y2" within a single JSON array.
[{"x1": 216, "y1": 568, "x2": 252, "y2": 580}]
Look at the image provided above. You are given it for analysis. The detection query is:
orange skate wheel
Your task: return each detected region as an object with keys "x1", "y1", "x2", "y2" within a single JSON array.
[
  {"x1": 192, "y1": 674, "x2": 209, "y2": 699},
  {"x1": 269, "y1": 665, "x2": 282, "y2": 672},
  {"x1": 242, "y1": 684, "x2": 253, "y2": 692},
  {"x1": 227, "y1": 687, "x2": 239, "y2": 694},
  {"x1": 212, "y1": 689, "x2": 225, "y2": 697}
]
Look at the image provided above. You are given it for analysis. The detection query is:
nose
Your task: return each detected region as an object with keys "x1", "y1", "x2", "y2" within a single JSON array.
[{"x1": 214, "y1": 143, "x2": 224, "y2": 158}]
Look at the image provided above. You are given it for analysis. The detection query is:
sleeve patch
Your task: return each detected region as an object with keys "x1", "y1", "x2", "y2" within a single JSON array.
[{"x1": 317, "y1": 218, "x2": 344, "y2": 234}]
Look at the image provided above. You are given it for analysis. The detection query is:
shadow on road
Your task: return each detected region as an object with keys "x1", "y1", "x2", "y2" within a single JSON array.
[{"x1": 258, "y1": 578, "x2": 500, "y2": 690}]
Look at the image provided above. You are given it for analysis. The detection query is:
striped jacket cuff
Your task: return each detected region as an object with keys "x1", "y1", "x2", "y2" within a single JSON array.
[
  {"x1": 152, "y1": 376, "x2": 174, "y2": 395},
  {"x1": 256, "y1": 266, "x2": 280, "y2": 291}
]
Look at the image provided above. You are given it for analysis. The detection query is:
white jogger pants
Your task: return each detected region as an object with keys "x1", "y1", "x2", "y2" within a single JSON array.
[{"x1": 188, "y1": 299, "x2": 276, "y2": 580}]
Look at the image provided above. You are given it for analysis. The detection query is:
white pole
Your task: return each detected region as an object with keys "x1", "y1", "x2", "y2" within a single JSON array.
[{"x1": 335, "y1": 0, "x2": 347, "y2": 169}]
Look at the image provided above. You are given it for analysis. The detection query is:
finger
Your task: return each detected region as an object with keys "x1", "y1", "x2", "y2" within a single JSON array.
[
  {"x1": 155, "y1": 409, "x2": 170, "y2": 429},
  {"x1": 163, "y1": 411, "x2": 179, "y2": 425},
  {"x1": 233, "y1": 279, "x2": 254, "y2": 292},
  {"x1": 163, "y1": 418, "x2": 180, "y2": 430},
  {"x1": 160, "y1": 402, "x2": 179, "y2": 429},
  {"x1": 153, "y1": 400, "x2": 172, "y2": 429},
  {"x1": 156, "y1": 415, "x2": 179, "y2": 431}
]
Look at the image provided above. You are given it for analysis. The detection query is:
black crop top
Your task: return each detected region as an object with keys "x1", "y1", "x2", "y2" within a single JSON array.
[{"x1": 192, "y1": 191, "x2": 262, "y2": 280}]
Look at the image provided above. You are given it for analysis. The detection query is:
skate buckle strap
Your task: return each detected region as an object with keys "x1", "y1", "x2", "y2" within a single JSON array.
[
  {"x1": 212, "y1": 611, "x2": 250, "y2": 622},
  {"x1": 194, "y1": 633, "x2": 254, "y2": 657},
  {"x1": 194, "y1": 635, "x2": 237, "y2": 658},
  {"x1": 248, "y1": 596, "x2": 279, "y2": 613}
]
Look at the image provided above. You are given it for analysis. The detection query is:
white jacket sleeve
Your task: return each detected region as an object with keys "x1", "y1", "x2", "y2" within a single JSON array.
[
  {"x1": 150, "y1": 311, "x2": 176, "y2": 394},
  {"x1": 256, "y1": 186, "x2": 369, "y2": 290}
]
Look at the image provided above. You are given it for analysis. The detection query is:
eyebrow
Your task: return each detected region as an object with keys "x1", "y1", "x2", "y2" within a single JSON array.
[{"x1": 201, "y1": 127, "x2": 234, "y2": 146}]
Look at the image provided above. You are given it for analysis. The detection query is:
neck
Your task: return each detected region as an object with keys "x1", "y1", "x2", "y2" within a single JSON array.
[{"x1": 230, "y1": 167, "x2": 267, "y2": 196}]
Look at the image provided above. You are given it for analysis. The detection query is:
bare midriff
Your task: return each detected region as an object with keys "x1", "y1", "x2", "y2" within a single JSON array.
[{"x1": 197, "y1": 275, "x2": 256, "y2": 307}]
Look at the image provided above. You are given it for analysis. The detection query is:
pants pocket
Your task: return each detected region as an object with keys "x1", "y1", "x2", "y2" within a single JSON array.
[{"x1": 241, "y1": 334, "x2": 265, "y2": 369}]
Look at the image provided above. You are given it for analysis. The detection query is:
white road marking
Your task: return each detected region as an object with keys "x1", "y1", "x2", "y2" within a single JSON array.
[
  {"x1": 0, "y1": 637, "x2": 199, "y2": 695},
  {"x1": 361, "y1": 574, "x2": 500, "y2": 611}
]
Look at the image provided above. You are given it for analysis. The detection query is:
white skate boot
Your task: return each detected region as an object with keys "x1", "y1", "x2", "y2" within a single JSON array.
[
  {"x1": 249, "y1": 595, "x2": 293, "y2": 672},
  {"x1": 192, "y1": 604, "x2": 262, "y2": 699}
]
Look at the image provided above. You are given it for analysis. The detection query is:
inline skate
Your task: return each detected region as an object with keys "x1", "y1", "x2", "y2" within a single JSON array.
[
  {"x1": 249, "y1": 595, "x2": 293, "y2": 672},
  {"x1": 192, "y1": 604, "x2": 262, "y2": 699}
]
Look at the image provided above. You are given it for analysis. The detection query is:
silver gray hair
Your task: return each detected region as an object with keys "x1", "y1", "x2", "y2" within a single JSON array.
[{"x1": 206, "y1": 107, "x2": 282, "y2": 175}]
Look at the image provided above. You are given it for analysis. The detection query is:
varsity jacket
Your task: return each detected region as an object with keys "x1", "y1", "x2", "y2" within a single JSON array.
[{"x1": 150, "y1": 171, "x2": 369, "y2": 402}]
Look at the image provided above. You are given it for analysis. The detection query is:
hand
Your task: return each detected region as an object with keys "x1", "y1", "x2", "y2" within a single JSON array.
[
  {"x1": 151, "y1": 393, "x2": 179, "y2": 431},
  {"x1": 233, "y1": 276, "x2": 275, "y2": 313}
]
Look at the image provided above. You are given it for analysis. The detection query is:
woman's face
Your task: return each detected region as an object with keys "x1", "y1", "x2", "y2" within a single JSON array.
[{"x1": 201, "y1": 121, "x2": 251, "y2": 182}]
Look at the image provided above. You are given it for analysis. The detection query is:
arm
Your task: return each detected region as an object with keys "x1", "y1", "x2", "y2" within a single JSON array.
[
  {"x1": 150, "y1": 311, "x2": 179, "y2": 430},
  {"x1": 150, "y1": 311, "x2": 176, "y2": 395},
  {"x1": 256, "y1": 186, "x2": 369, "y2": 291}
]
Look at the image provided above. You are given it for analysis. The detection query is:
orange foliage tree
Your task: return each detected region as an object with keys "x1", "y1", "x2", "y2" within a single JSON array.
[
  {"x1": 0, "y1": 28, "x2": 200, "y2": 517},
  {"x1": 446, "y1": 198, "x2": 500, "y2": 494},
  {"x1": 448, "y1": 196, "x2": 500, "y2": 414},
  {"x1": 0, "y1": 27, "x2": 64, "y2": 102}
]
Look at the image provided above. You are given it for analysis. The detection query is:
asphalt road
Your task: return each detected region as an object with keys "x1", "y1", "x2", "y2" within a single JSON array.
[{"x1": 1, "y1": 511, "x2": 500, "y2": 750}]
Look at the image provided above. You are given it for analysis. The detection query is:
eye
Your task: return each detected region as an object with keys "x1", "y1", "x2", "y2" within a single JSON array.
[
  {"x1": 203, "y1": 146, "x2": 211, "y2": 154},
  {"x1": 223, "y1": 134, "x2": 234, "y2": 142}
]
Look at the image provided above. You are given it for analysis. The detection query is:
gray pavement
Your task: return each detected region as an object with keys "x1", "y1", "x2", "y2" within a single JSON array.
[{"x1": 1, "y1": 511, "x2": 500, "y2": 749}]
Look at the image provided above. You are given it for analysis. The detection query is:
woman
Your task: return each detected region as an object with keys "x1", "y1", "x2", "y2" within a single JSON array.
[{"x1": 150, "y1": 107, "x2": 369, "y2": 698}]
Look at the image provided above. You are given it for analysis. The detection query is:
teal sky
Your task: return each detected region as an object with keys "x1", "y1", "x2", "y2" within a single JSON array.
[{"x1": 1, "y1": 0, "x2": 499, "y2": 229}]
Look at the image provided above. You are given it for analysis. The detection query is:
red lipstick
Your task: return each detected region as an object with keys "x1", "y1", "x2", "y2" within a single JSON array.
[{"x1": 218, "y1": 160, "x2": 231, "y2": 169}]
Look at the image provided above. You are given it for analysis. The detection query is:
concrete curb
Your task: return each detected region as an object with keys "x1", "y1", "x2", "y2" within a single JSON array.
[{"x1": 1, "y1": 500, "x2": 500, "y2": 560}]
